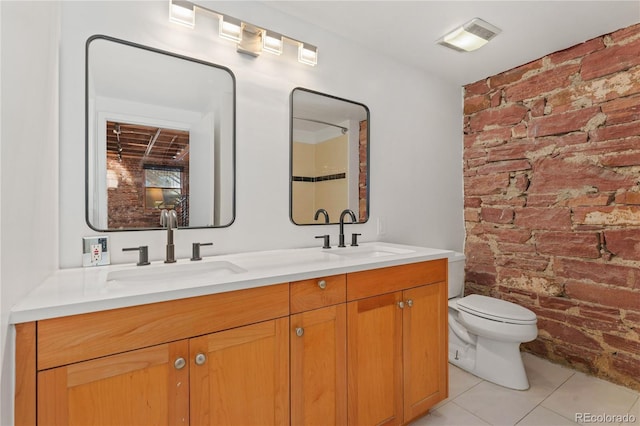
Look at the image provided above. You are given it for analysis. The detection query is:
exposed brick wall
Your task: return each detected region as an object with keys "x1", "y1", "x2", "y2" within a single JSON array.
[
  {"x1": 107, "y1": 152, "x2": 189, "y2": 229},
  {"x1": 463, "y1": 23, "x2": 640, "y2": 390}
]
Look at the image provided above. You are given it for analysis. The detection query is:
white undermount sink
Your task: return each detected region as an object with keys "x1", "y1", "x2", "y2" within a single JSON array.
[
  {"x1": 328, "y1": 244, "x2": 415, "y2": 259},
  {"x1": 107, "y1": 260, "x2": 246, "y2": 286}
]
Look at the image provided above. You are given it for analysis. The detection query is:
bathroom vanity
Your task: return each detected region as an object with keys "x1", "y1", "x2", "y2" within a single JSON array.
[{"x1": 12, "y1": 243, "x2": 450, "y2": 425}]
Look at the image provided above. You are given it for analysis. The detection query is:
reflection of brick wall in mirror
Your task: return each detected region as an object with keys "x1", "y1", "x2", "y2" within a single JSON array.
[
  {"x1": 359, "y1": 119, "x2": 368, "y2": 222},
  {"x1": 106, "y1": 121, "x2": 190, "y2": 229}
]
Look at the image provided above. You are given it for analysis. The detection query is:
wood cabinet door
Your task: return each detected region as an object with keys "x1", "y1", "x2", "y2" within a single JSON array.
[
  {"x1": 403, "y1": 282, "x2": 448, "y2": 422},
  {"x1": 190, "y1": 317, "x2": 290, "y2": 426},
  {"x1": 347, "y1": 292, "x2": 404, "y2": 426},
  {"x1": 37, "y1": 340, "x2": 189, "y2": 425},
  {"x1": 291, "y1": 304, "x2": 347, "y2": 425}
]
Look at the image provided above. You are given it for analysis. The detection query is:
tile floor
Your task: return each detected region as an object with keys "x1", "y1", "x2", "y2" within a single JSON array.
[{"x1": 412, "y1": 353, "x2": 639, "y2": 426}]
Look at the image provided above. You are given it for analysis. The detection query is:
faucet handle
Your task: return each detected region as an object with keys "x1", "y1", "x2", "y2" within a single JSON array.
[
  {"x1": 191, "y1": 242, "x2": 213, "y2": 261},
  {"x1": 351, "y1": 233, "x2": 362, "y2": 247},
  {"x1": 315, "y1": 235, "x2": 331, "y2": 249},
  {"x1": 123, "y1": 246, "x2": 150, "y2": 266}
]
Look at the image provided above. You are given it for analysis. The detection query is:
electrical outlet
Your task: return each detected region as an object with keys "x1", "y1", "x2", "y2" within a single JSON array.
[
  {"x1": 377, "y1": 217, "x2": 386, "y2": 236},
  {"x1": 83, "y1": 236, "x2": 111, "y2": 266},
  {"x1": 91, "y1": 244, "x2": 102, "y2": 262}
]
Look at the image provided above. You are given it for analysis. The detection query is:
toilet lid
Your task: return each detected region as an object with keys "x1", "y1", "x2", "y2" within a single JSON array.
[{"x1": 457, "y1": 294, "x2": 537, "y2": 324}]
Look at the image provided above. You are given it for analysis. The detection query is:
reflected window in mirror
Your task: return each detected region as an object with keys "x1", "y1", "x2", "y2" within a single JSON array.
[
  {"x1": 86, "y1": 35, "x2": 236, "y2": 231},
  {"x1": 290, "y1": 88, "x2": 369, "y2": 225}
]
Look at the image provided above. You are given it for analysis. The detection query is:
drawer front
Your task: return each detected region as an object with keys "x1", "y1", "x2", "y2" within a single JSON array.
[
  {"x1": 290, "y1": 274, "x2": 346, "y2": 314},
  {"x1": 37, "y1": 283, "x2": 290, "y2": 370},
  {"x1": 346, "y1": 259, "x2": 447, "y2": 301}
]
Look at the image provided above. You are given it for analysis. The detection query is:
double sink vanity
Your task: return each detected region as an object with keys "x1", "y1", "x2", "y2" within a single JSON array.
[
  {"x1": 11, "y1": 31, "x2": 452, "y2": 425},
  {"x1": 13, "y1": 242, "x2": 452, "y2": 425}
]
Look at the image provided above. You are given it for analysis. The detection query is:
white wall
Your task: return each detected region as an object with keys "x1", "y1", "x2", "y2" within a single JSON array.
[
  {"x1": 59, "y1": 0, "x2": 464, "y2": 268},
  {"x1": 1, "y1": 0, "x2": 464, "y2": 421},
  {"x1": 0, "y1": 2, "x2": 61, "y2": 423}
]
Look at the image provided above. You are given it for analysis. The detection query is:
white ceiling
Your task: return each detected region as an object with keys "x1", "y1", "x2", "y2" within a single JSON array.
[{"x1": 265, "y1": 1, "x2": 640, "y2": 86}]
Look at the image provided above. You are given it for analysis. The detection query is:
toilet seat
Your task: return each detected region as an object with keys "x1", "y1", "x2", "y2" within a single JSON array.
[{"x1": 456, "y1": 294, "x2": 537, "y2": 325}]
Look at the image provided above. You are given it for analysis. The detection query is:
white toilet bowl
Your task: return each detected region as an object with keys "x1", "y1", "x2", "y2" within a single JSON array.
[{"x1": 448, "y1": 254, "x2": 538, "y2": 390}]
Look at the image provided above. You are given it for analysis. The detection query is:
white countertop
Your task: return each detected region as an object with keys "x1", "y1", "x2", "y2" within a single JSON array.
[{"x1": 10, "y1": 242, "x2": 453, "y2": 324}]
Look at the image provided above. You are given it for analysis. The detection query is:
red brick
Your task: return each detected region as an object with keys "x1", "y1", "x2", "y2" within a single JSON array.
[
  {"x1": 610, "y1": 353, "x2": 640, "y2": 388},
  {"x1": 468, "y1": 104, "x2": 529, "y2": 132},
  {"x1": 601, "y1": 94, "x2": 640, "y2": 125},
  {"x1": 464, "y1": 173, "x2": 510, "y2": 196},
  {"x1": 581, "y1": 38, "x2": 640, "y2": 81},
  {"x1": 497, "y1": 254, "x2": 549, "y2": 272},
  {"x1": 488, "y1": 59, "x2": 543, "y2": 89},
  {"x1": 535, "y1": 231, "x2": 600, "y2": 258},
  {"x1": 464, "y1": 127, "x2": 512, "y2": 147},
  {"x1": 563, "y1": 193, "x2": 613, "y2": 207},
  {"x1": 615, "y1": 191, "x2": 640, "y2": 205},
  {"x1": 484, "y1": 227, "x2": 532, "y2": 243},
  {"x1": 464, "y1": 94, "x2": 491, "y2": 114},
  {"x1": 610, "y1": 22, "x2": 640, "y2": 43},
  {"x1": 465, "y1": 240, "x2": 496, "y2": 266},
  {"x1": 539, "y1": 295, "x2": 578, "y2": 311},
  {"x1": 601, "y1": 152, "x2": 640, "y2": 167},
  {"x1": 514, "y1": 207, "x2": 572, "y2": 230},
  {"x1": 590, "y1": 120, "x2": 640, "y2": 142},
  {"x1": 602, "y1": 333, "x2": 640, "y2": 355},
  {"x1": 538, "y1": 318, "x2": 603, "y2": 351},
  {"x1": 465, "y1": 79, "x2": 490, "y2": 96},
  {"x1": 497, "y1": 242, "x2": 536, "y2": 254},
  {"x1": 565, "y1": 280, "x2": 640, "y2": 311},
  {"x1": 529, "y1": 156, "x2": 636, "y2": 193},
  {"x1": 526, "y1": 194, "x2": 559, "y2": 207},
  {"x1": 573, "y1": 206, "x2": 640, "y2": 226},
  {"x1": 477, "y1": 159, "x2": 531, "y2": 175},
  {"x1": 505, "y1": 63, "x2": 581, "y2": 102},
  {"x1": 549, "y1": 37, "x2": 605, "y2": 64},
  {"x1": 604, "y1": 229, "x2": 640, "y2": 261},
  {"x1": 464, "y1": 209, "x2": 480, "y2": 222},
  {"x1": 528, "y1": 106, "x2": 600, "y2": 137},
  {"x1": 481, "y1": 207, "x2": 514, "y2": 224},
  {"x1": 487, "y1": 138, "x2": 555, "y2": 162},
  {"x1": 555, "y1": 258, "x2": 639, "y2": 289}
]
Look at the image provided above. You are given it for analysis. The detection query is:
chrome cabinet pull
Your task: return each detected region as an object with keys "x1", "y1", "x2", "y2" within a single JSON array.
[
  {"x1": 406, "y1": 299, "x2": 413, "y2": 308},
  {"x1": 174, "y1": 357, "x2": 186, "y2": 370},
  {"x1": 317, "y1": 280, "x2": 327, "y2": 289},
  {"x1": 296, "y1": 327, "x2": 304, "y2": 337},
  {"x1": 195, "y1": 353, "x2": 206, "y2": 365},
  {"x1": 398, "y1": 301, "x2": 405, "y2": 309}
]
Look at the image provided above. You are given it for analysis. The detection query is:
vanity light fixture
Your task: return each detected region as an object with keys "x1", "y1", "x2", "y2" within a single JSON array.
[
  {"x1": 167, "y1": 0, "x2": 318, "y2": 65},
  {"x1": 219, "y1": 15, "x2": 243, "y2": 43},
  {"x1": 263, "y1": 29, "x2": 284, "y2": 55},
  {"x1": 437, "y1": 18, "x2": 501, "y2": 52},
  {"x1": 169, "y1": 0, "x2": 195, "y2": 28},
  {"x1": 298, "y1": 42, "x2": 318, "y2": 66}
]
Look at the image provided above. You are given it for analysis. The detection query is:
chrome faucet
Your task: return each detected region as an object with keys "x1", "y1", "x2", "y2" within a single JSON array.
[
  {"x1": 338, "y1": 209, "x2": 357, "y2": 247},
  {"x1": 160, "y1": 209, "x2": 178, "y2": 263},
  {"x1": 314, "y1": 208, "x2": 330, "y2": 224}
]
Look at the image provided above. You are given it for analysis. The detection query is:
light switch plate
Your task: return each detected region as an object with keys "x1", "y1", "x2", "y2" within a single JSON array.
[{"x1": 83, "y1": 236, "x2": 110, "y2": 266}]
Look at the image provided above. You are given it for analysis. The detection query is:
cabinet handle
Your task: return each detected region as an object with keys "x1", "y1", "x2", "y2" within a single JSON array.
[
  {"x1": 398, "y1": 301, "x2": 405, "y2": 309},
  {"x1": 174, "y1": 357, "x2": 186, "y2": 370},
  {"x1": 406, "y1": 299, "x2": 413, "y2": 308},
  {"x1": 195, "y1": 353, "x2": 206, "y2": 366},
  {"x1": 317, "y1": 280, "x2": 327, "y2": 289},
  {"x1": 295, "y1": 327, "x2": 304, "y2": 337}
]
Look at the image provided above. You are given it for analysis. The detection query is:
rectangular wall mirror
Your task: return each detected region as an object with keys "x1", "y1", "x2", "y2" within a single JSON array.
[
  {"x1": 290, "y1": 88, "x2": 370, "y2": 225},
  {"x1": 86, "y1": 35, "x2": 236, "y2": 231}
]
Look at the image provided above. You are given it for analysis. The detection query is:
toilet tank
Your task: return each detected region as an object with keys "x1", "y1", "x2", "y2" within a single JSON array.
[{"x1": 448, "y1": 252, "x2": 466, "y2": 299}]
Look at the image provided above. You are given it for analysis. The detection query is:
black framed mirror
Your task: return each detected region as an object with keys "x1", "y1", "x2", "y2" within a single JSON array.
[
  {"x1": 290, "y1": 88, "x2": 370, "y2": 225},
  {"x1": 86, "y1": 35, "x2": 235, "y2": 231}
]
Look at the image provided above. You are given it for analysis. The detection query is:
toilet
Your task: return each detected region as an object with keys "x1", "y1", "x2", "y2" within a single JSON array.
[{"x1": 448, "y1": 252, "x2": 538, "y2": 390}]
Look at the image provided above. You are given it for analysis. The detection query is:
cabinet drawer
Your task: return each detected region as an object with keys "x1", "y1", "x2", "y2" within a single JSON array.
[
  {"x1": 290, "y1": 274, "x2": 346, "y2": 314},
  {"x1": 347, "y1": 259, "x2": 446, "y2": 301},
  {"x1": 37, "y1": 283, "x2": 289, "y2": 370}
]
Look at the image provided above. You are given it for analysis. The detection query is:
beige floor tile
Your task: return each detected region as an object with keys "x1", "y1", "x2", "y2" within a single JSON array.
[
  {"x1": 433, "y1": 363, "x2": 484, "y2": 410},
  {"x1": 411, "y1": 401, "x2": 490, "y2": 426},
  {"x1": 452, "y1": 380, "x2": 546, "y2": 425},
  {"x1": 517, "y1": 406, "x2": 579, "y2": 425},
  {"x1": 541, "y1": 371, "x2": 639, "y2": 424}
]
